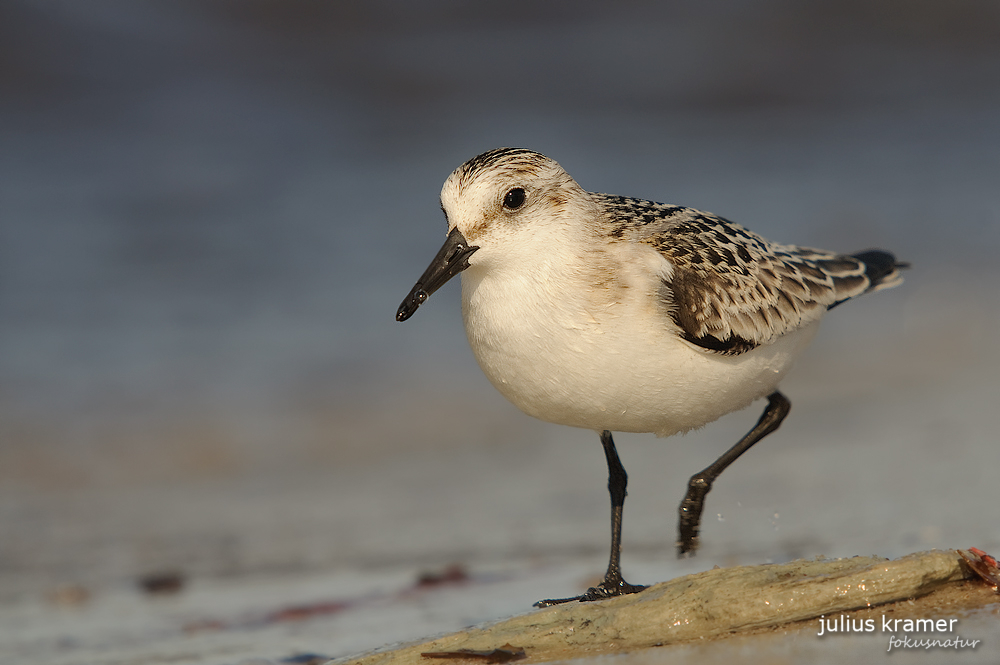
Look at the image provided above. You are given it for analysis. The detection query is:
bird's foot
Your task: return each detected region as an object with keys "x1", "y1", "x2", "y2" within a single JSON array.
[
  {"x1": 533, "y1": 576, "x2": 647, "y2": 607},
  {"x1": 676, "y1": 475, "x2": 710, "y2": 556}
]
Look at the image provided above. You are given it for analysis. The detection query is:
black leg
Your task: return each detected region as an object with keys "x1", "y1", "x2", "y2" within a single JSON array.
[
  {"x1": 535, "y1": 430, "x2": 647, "y2": 607},
  {"x1": 677, "y1": 391, "x2": 791, "y2": 556}
]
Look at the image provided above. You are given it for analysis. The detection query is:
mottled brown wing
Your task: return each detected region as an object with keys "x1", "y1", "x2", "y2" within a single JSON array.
[{"x1": 598, "y1": 195, "x2": 887, "y2": 354}]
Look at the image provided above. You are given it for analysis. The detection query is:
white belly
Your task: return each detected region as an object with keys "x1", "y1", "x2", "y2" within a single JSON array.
[{"x1": 461, "y1": 263, "x2": 819, "y2": 437}]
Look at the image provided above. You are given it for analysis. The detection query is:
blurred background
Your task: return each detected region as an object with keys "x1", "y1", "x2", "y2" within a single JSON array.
[{"x1": 1, "y1": 1, "x2": 998, "y2": 662}]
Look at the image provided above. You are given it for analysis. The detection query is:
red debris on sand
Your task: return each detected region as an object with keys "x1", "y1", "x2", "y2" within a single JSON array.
[
  {"x1": 183, "y1": 600, "x2": 351, "y2": 633},
  {"x1": 139, "y1": 571, "x2": 185, "y2": 595},
  {"x1": 265, "y1": 600, "x2": 351, "y2": 623},
  {"x1": 181, "y1": 562, "x2": 478, "y2": 633},
  {"x1": 416, "y1": 563, "x2": 469, "y2": 588},
  {"x1": 422, "y1": 643, "x2": 526, "y2": 663},
  {"x1": 183, "y1": 618, "x2": 227, "y2": 633},
  {"x1": 958, "y1": 547, "x2": 1000, "y2": 592}
]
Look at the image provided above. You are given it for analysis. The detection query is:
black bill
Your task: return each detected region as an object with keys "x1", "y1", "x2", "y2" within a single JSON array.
[{"x1": 396, "y1": 227, "x2": 479, "y2": 322}]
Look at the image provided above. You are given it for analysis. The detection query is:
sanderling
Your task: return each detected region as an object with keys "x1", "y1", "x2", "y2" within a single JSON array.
[{"x1": 396, "y1": 147, "x2": 907, "y2": 605}]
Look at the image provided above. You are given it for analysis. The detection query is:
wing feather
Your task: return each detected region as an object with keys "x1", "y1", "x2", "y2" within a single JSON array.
[{"x1": 596, "y1": 194, "x2": 905, "y2": 354}]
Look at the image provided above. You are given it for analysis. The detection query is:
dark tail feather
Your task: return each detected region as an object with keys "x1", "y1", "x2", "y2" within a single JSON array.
[
  {"x1": 851, "y1": 249, "x2": 909, "y2": 290},
  {"x1": 828, "y1": 249, "x2": 908, "y2": 309}
]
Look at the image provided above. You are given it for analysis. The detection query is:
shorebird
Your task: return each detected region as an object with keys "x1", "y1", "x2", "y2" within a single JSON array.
[{"x1": 396, "y1": 148, "x2": 907, "y2": 605}]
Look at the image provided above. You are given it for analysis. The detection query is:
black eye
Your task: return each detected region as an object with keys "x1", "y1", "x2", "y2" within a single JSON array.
[{"x1": 502, "y1": 187, "x2": 526, "y2": 210}]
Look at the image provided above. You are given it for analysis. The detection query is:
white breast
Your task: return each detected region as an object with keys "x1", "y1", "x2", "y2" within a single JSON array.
[{"x1": 460, "y1": 242, "x2": 820, "y2": 437}]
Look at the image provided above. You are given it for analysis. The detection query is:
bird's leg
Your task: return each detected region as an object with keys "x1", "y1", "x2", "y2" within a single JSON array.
[
  {"x1": 677, "y1": 391, "x2": 791, "y2": 556},
  {"x1": 535, "y1": 430, "x2": 647, "y2": 607}
]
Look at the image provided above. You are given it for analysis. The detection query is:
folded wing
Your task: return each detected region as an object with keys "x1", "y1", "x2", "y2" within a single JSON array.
[{"x1": 597, "y1": 195, "x2": 906, "y2": 355}]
